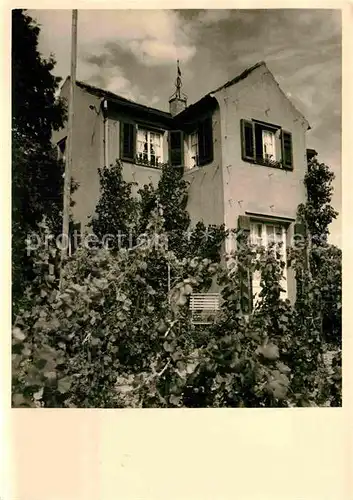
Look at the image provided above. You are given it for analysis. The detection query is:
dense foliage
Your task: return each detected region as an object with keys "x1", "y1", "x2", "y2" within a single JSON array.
[
  {"x1": 297, "y1": 156, "x2": 341, "y2": 346},
  {"x1": 12, "y1": 10, "x2": 66, "y2": 307},
  {"x1": 90, "y1": 161, "x2": 227, "y2": 260},
  {"x1": 12, "y1": 155, "x2": 341, "y2": 408}
]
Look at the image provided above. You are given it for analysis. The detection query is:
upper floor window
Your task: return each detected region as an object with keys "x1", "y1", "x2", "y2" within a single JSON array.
[
  {"x1": 136, "y1": 128, "x2": 162, "y2": 167},
  {"x1": 241, "y1": 119, "x2": 293, "y2": 170},
  {"x1": 188, "y1": 130, "x2": 198, "y2": 169},
  {"x1": 185, "y1": 116, "x2": 214, "y2": 170},
  {"x1": 119, "y1": 116, "x2": 213, "y2": 170},
  {"x1": 120, "y1": 121, "x2": 164, "y2": 168},
  {"x1": 262, "y1": 129, "x2": 276, "y2": 160}
]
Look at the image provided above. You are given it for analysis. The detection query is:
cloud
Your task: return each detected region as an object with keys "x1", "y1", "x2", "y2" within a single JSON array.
[
  {"x1": 80, "y1": 10, "x2": 196, "y2": 66},
  {"x1": 30, "y1": 9, "x2": 196, "y2": 106},
  {"x1": 127, "y1": 38, "x2": 195, "y2": 66},
  {"x1": 31, "y1": 10, "x2": 196, "y2": 75},
  {"x1": 83, "y1": 65, "x2": 134, "y2": 98}
]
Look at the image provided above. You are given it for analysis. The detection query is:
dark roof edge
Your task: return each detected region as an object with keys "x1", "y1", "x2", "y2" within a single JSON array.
[
  {"x1": 173, "y1": 61, "x2": 266, "y2": 119},
  {"x1": 63, "y1": 61, "x2": 310, "y2": 130},
  {"x1": 69, "y1": 78, "x2": 173, "y2": 120},
  {"x1": 173, "y1": 94, "x2": 217, "y2": 121},
  {"x1": 211, "y1": 60, "x2": 266, "y2": 94},
  {"x1": 265, "y1": 67, "x2": 311, "y2": 131},
  {"x1": 175, "y1": 60, "x2": 310, "y2": 131}
]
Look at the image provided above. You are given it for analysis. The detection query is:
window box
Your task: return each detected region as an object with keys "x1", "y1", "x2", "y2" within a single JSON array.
[{"x1": 134, "y1": 156, "x2": 168, "y2": 170}]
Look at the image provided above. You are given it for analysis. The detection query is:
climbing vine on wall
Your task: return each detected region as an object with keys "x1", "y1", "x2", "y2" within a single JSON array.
[{"x1": 12, "y1": 156, "x2": 341, "y2": 408}]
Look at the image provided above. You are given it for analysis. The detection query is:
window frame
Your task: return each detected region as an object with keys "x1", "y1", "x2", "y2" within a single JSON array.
[
  {"x1": 186, "y1": 129, "x2": 199, "y2": 170},
  {"x1": 185, "y1": 115, "x2": 214, "y2": 170},
  {"x1": 240, "y1": 118, "x2": 293, "y2": 170},
  {"x1": 249, "y1": 218, "x2": 289, "y2": 304},
  {"x1": 262, "y1": 129, "x2": 277, "y2": 161},
  {"x1": 136, "y1": 125, "x2": 163, "y2": 167},
  {"x1": 120, "y1": 120, "x2": 165, "y2": 168}
]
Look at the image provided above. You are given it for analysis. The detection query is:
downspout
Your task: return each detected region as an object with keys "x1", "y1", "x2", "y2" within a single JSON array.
[{"x1": 102, "y1": 99, "x2": 108, "y2": 167}]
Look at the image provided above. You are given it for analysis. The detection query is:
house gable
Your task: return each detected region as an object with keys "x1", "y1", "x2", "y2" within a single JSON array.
[
  {"x1": 208, "y1": 61, "x2": 309, "y2": 251},
  {"x1": 211, "y1": 61, "x2": 309, "y2": 131}
]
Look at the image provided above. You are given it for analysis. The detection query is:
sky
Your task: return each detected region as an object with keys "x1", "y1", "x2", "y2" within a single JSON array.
[{"x1": 29, "y1": 8, "x2": 342, "y2": 246}]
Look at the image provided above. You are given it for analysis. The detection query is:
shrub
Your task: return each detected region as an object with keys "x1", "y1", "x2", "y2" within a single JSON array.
[
  {"x1": 12, "y1": 215, "x2": 340, "y2": 408},
  {"x1": 12, "y1": 154, "x2": 341, "y2": 408}
]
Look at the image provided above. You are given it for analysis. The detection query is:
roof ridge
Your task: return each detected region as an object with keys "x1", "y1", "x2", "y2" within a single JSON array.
[
  {"x1": 62, "y1": 62, "x2": 266, "y2": 118},
  {"x1": 173, "y1": 60, "x2": 267, "y2": 118},
  {"x1": 210, "y1": 60, "x2": 266, "y2": 95}
]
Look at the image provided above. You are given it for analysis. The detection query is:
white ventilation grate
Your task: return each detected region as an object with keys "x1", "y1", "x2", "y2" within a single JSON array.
[{"x1": 190, "y1": 293, "x2": 220, "y2": 325}]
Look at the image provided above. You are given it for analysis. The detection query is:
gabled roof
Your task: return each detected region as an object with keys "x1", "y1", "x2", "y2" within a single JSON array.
[
  {"x1": 211, "y1": 60, "x2": 266, "y2": 94},
  {"x1": 175, "y1": 60, "x2": 310, "y2": 130},
  {"x1": 61, "y1": 60, "x2": 309, "y2": 129},
  {"x1": 174, "y1": 61, "x2": 266, "y2": 121}
]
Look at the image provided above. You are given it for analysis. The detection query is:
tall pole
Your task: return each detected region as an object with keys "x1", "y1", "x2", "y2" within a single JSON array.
[{"x1": 61, "y1": 9, "x2": 77, "y2": 269}]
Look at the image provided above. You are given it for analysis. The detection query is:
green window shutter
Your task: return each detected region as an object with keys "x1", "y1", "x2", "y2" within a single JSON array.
[
  {"x1": 198, "y1": 116, "x2": 213, "y2": 166},
  {"x1": 237, "y1": 215, "x2": 251, "y2": 232},
  {"x1": 281, "y1": 130, "x2": 293, "y2": 170},
  {"x1": 254, "y1": 123, "x2": 264, "y2": 162},
  {"x1": 169, "y1": 130, "x2": 184, "y2": 167},
  {"x1": 120, "y1": 121, "x2": 136, "y2": 162},
  {"x1": 294, "y1": 222, "x2": 306, "y2": 238},
  {"x1": 240, "y1": 119, "x2": 255, "y2": 162},
  {"x1": 237, "y1": 215, "x2": 253, "y2": 313}
]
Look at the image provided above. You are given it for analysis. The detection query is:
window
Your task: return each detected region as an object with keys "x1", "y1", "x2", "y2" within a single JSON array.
[
  {"x1": 120, "y1": 121, "x2": 164, "y2": 168},
  {"x1": 186, "y1": 116, "x2": 214, "y2": 169},
  {"x1": 262, "y1": 129, "x2": 276, "y2": 160},
  {"x1": 136, "y1": 128, "x2": 162, "y2": 167},
  {"x1": 241, "y1": 119, "x2": 293, "y2": 170},
  {"x1": 187, "y1": 131, "x2": 198, "y2": 169},
  {"x1": 250, "y1": 221, "x2": 288, "y2": 304}
]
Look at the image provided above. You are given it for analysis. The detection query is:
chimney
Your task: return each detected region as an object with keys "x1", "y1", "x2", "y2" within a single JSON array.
[
  {"x1": 169, "y1": 59, "x2": 187, "y2": 116},
  {"x1": 169, "y1": 95, "x2": 187, "y2": 116}
]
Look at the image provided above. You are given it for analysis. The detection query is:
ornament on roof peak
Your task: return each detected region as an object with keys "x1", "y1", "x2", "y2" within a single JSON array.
[{"x1": 169, "y1": 59, "x2": 187, "y2": 116}]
